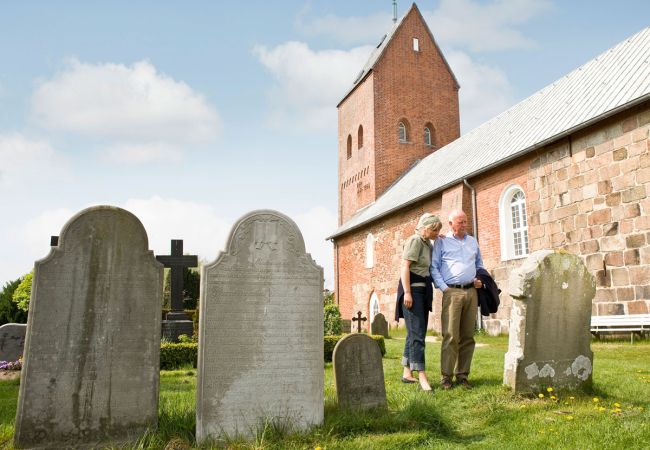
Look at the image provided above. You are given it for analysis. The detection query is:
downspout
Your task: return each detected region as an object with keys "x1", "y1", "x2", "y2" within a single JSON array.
[
  {"x1": 463, "y1": 178, "x2": 482, "y2": 330},
  {"x1": 332, "y1": 239, "x2": 340, "y2": 306}
]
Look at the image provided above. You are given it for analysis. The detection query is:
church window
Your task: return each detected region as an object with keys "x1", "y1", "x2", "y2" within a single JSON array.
[
  {"x1": 413, "y1": 38, "x2": 419, "y2": 52},
  {"x1": 365, "y1": 233, "x2": 374, "y2": 268},
  {"x1": 358, "y1": 125, "x2": 364, "y2": 149},
  {"x1": 346, "y1": 134, "x2": 352, "y2": 159},
  {"x1": 499, "y1": 185, "x2": 529, "y2": 260},
  {"x1": 424, "y1": 127, "x2": 432, "y2": 146},
  {"x1": 398, "y1": 121, "x2": 408, "y2": 143},
  {"x1": 369, "y1": 292, "x2": 380, "y2": 323}
]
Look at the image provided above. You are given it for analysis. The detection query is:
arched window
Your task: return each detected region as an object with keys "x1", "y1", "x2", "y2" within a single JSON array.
[
  {"x1": 346, "y1": 134, "x2": 352, "y2": 159},
  {"x1": 365, "y1": 233, "x2": 374, "y2": 269},
  {"x1": 369, "y1": 292, "x2": 380, "y2": 323},
  {"x1": 424, "y1": 123, "x2": 435, "y2": 146},
  {"x1": 358, "y1": 125, "x2": 363, "y2": 149},
  {"x1": 398, "y1": 121, "x2": 408, "y2": 143},
  {"x1": 499, "y1": 185, "x2": 529, "y2": 260}
]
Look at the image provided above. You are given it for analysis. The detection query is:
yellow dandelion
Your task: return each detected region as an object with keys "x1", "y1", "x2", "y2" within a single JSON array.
[
  {"x1": 566, "y1": 415, "x2": 574, "y2": 420},
  {"x1": 547, "y1": 387, "x2": 554, "y2": 392},
  {"x1": 598, "y1": 406, "x2": 606, "y2": 411},
  {"x1": 569, "y1": 396, "x2": 575, "y2": 400},
  {"x1": 550, "y1": 395, "x2": 557, "y2": 400},
  {"x1": 538, "y1": 393, "x2": 545, "y2": 398},
  {"x1": 592, "y1": 397, "x2": 600, "y2": 403},
  {"x1": 614, "y1": 403, "x2": 621, "y2": 408}
]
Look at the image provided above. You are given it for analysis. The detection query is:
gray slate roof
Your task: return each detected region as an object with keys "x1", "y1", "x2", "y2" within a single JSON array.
[{"x1": 330, "y1": 26, "x2": 650, "y2": 239}]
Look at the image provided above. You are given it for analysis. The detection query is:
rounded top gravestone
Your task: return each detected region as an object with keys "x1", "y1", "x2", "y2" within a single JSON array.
[
  {"x1": 14, "y1": 205, "x2": 163, "y2": 449},
  {"x1": 196, "y1": 209, "x2": 324, "y2": 442},
  {"x1": 0, "y1": 323, "x2": 27, "y2": 363},
  {"x1": 333, "y1": 333, "x2": 386, "y2": 410}
]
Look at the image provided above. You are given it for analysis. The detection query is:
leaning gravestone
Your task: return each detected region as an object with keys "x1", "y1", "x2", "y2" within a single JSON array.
[
  {"x1": 503, "y1": 250, "x2": 595, "y2": 393},
  {"x1": 0, "y1": 323, "x2": 27, "y2": 362},
  {"x1": 333, "y1": 333, "x2": 386, "y2": 410},
  {"x1": 14, "y1": 206, "x2": 163, "y2": 449},
  {"x1": 370, "y1": 313, "x2": 389, "y2": 338},
  {"x1": 197, "y1": 210, "x2": 323, "y2": 442}
]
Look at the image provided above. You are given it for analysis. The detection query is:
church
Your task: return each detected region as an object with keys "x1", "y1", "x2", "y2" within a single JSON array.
[{"x1": 328, "y1": 3, "x2": 650, "y2": 334}]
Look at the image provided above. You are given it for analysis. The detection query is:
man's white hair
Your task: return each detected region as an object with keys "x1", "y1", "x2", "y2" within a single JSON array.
[{"x1": 448, "y1": 209, "x2": 466, "y2": 222}]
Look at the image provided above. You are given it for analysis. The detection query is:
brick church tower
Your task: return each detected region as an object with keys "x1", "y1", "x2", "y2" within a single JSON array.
[{"x1": 337, "y1": 3, "x2": 460, "y2": 225}]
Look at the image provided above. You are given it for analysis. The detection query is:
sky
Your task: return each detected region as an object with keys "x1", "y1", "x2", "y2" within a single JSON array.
[{"x1": 1, "y1": 0, "x2": 648, "y2": 289}]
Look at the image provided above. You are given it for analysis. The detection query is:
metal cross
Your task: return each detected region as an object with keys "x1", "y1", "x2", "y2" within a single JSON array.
[
  {"x1": 156, "y1": 240, "x2": 198, "y2": 319},
  {"x1": 352, "y1": 310, "x2": 367, "y2": 333},
  {"x1": 50, "y1": 236, "x2": 59, "y2": 246}
]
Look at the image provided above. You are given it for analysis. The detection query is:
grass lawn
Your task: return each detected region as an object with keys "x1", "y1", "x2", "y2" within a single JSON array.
[{"x1": 1, "y1": 335, "x2": 649, "y2": 449}]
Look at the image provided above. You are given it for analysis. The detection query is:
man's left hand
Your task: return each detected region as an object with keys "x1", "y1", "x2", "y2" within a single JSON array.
[{"x1": 473, "y1": 278, "x2": 482, "y2": 289}]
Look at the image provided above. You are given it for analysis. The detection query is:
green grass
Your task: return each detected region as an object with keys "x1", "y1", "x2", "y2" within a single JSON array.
[{"x1": 1, "y1": 337, "x2": 649, "y2": 449}]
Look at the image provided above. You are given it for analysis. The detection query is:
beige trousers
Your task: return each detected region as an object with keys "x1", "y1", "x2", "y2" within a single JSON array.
[{"x1": 440, "y1": 287, "x2": 478, "y2": 380}]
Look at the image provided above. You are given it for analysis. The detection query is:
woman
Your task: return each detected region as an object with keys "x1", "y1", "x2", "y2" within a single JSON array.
[{"x1": 395, "y1": 213, "x2": 442, "y2": 392}]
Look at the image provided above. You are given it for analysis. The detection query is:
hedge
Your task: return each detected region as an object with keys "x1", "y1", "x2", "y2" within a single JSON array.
[
  {"x1": 324, "y1": 335, "x2": 386, "y2": 362},
  {"x1": 160, "y1": 343, "x2": 198, "y2": 370},
  {"x1": 160, "y1": 334, "x2": 386, "y2": 369}
]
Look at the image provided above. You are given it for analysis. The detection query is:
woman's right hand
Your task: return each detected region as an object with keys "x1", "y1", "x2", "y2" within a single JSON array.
[{"x1": 404, "y1": 292, "x2": 413, "y2": 309}]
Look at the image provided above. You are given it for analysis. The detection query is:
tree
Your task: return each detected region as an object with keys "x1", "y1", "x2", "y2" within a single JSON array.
[
  {"x1": 12, "y1": 272, "x2": 33, "y2": 313},
  {"x1": 0, "y1": 277, "x2": 27, "y2": 325}
]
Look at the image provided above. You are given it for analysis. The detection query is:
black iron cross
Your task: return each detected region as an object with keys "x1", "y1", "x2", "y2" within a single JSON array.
[
  {"x1": 156, "y1": 240, "x2": 198, "y2": 319},
  {"x1": 50, "y1": 236, "x2": 59, "y2": 246},
  {"x1": 352, "y1": 310, "x2": 367, "y2": 333}
]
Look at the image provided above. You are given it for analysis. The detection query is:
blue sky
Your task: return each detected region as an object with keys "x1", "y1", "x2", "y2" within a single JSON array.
[{"x1": 1, "y1": 0, "x2": 648, "y2": 288}]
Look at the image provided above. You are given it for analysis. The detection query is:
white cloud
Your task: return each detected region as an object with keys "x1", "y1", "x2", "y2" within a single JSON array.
[
  {"x1": 253, "y1": 41, "x2": 373, "y2": 131},
  {"x1": 293, "y1": 206, "x2": 337, "y2": 288},
  {"x1": 30, "y1": 59, "x2": 220, "y2": 163},
  {"x1": 0, "y1": 133, "x2": 68, "y2": 187},
  {"x1": 296, "y1": 11, "x2": 392, "y2": 46},
  {"x1": 104, "y1": 142, "x2": 183, "y2": 164},
  {"x1": 424, "y1": 0, "x2": 553, "y2": 52},
  {"x1": 447, "y1": 50, "x2": 514, "y2": 131}
]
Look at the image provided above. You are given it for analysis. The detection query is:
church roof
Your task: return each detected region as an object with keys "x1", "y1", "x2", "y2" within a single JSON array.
[
  {"x1": 337, "y1": 3, "x2": 459, "y2": 107},
  {"x1": 330, "y1": 26, "x2": 650, "y2": 239}
]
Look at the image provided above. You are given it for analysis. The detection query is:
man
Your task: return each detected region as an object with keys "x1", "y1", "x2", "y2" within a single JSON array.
[{"x1": 430, "y1": 209, "x2": 484, "y2": 390}]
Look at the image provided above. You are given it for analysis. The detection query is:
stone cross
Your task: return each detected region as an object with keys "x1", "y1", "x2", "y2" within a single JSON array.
[
  {"x1": 352, "y1": 311, "x2": 367, "y2": 333},
  {"x1": 50, "y1": 235, "x2": 58, "y2": 246},
  {"x1": 156, "y1": 239, "x2": 198, "y2": 320}
]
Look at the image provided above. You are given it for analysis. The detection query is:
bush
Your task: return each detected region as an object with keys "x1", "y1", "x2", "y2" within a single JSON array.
[
  {"x1": 324, "y1": 304, "x2": 342, "y2": 336},
  {"x1": 160, "y1": 343, "x2": 198, "y2": 370},
  {"x1": 0, "y1": 277, "x2": 27, "y2": 325},
  {"x1": 324, "y1": 335, "x2": 386, "y2": 362}
]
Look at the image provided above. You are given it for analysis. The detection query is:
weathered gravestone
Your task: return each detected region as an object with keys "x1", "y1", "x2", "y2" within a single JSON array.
[
  {"x1": 196, "y1": 210, "x2": 323, "y2": 442},
  {"x1": 371, "y1": 313, "x2": 389, "y2": 338},
  {"x1": 503, "y1": 250, "x2": 595, "y2": 393},
  {"x1": 333, "y1": 333, "x2": 386, "y2": 410},
  {"x1": 0, "y1": 323, "x2": 27, "y2": 362},
  {"x1": 14, "y1": 206, "x2": 163, "y2": 449}
]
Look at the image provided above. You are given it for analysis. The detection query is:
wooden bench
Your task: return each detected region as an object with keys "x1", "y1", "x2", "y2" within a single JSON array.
[{"x1": 591, "y1": 314, "x2": 650, "y2": 342}]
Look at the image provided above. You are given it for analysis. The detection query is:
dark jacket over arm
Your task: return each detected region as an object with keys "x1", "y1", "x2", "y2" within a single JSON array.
[
  {"x1": 395, "y1": 272, "x2": 433, "y2": 321},
  {"x1": 476, "y1": 268, "x2": 501, "y2": 317}
]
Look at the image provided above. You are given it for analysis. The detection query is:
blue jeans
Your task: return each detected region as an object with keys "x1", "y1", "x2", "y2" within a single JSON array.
[{"x1": 401, "y1": 286, "x2": 429, "y2": 371}]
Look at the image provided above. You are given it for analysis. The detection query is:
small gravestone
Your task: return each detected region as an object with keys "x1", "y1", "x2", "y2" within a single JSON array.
[
  {"x1": 197, "y1": 210, "x2": 323, "y2": 442},
  {"x1": 370, "y1": 313, "x2": 389, "y2": 338},
  {"x1": 333, "y1": 333, "x2": 386, "y2": 410},
  {"x1": 341, "y1": 319, "x2": 352, "y2": 333},
  {"x1": 14, "y1": 206, "x2": 163, "y2": 449},
  {"x1": 504, "y1": 250, "x2": 595, "y2": 393},
  {"x1": 0, "y1": 323, "x2": 27, "y2": 362}
]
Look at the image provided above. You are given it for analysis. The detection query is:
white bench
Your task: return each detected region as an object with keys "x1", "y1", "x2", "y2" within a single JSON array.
[{"x1": 591, "y1": 314, "x2": 650, "y2": 342}]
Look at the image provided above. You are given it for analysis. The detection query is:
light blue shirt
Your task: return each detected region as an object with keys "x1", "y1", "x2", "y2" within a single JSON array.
[{"x1": 430, "y1": 232, "x2": 485, "y2": 292}]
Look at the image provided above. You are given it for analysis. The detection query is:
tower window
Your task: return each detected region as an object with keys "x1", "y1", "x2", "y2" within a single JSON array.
[
  {"x1": 424, "y1": 127, "x2": 431, "y2": 146},
  {"x1": 398, "y1": 121, "x2": 408, "y2": 143},
  {"x1": 346, "y1": 134, "x2": 352, "y2": 159},
  {"x1": 413, "y1": 38, "x2": 419, "y2": 52},
  {"x1": 424, "y1": 123, "x2": 435, "y2": 147},
  {"x1": 358, "y1": 125, "x2": 363, "y2": 149}
]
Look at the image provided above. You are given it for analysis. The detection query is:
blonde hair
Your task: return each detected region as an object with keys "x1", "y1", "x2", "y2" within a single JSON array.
[{"x1": 416, "y1": 213, "x2": 442, "y2": 232}]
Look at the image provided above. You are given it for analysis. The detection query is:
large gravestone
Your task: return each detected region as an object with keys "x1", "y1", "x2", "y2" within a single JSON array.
[
  {"x1": 370, "y1": 313, "x2": 389, "y2": 338},
  {"x1": 14, "y1": 206, "x2": 163, "y2": 449},
  {"x1": 504, "y1": 250, "x2": 595, "y2": 393},
  {"x1": 333, "y1": 333, "x2": 386, "y2": 410},
  {"x1": 197, "y1": 210, "x2": 323, "y2": 442},
  {"x1": 0, "y1": 323, "x2": 27, "y2": 362}
]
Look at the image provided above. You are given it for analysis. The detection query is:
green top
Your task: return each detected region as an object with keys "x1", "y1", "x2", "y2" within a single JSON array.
[{"x1": 402, "y1": 233, "x2": 432, "y2": 278}]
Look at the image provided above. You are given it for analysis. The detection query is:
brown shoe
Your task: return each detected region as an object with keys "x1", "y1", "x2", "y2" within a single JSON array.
[
  {"x1": 440, "y1": 378, "x2": 453, "y2": 390},
  {"x1": 457, "y1": 378, "x2": 473, "y2": 390}
]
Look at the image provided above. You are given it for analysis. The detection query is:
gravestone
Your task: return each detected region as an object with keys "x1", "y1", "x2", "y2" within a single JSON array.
[
  {"x1": 0, "y1": 323, "x2": 27, "y2": 362},
  {"x1": 14, "y1": 206, "x2": 163, "y2": 449},
  {"x1": 333, "y1": 333, "x2": 386, "y2": 410},
  {"x1": 196, "y1": 210, "x2": 323, "y2": 442},
  {"x1": 503, "y1": 250, "x2": 595, "y2": 393},
  {"x1": 341, "y1": 319, "x2": 352, "y2": 333},
  {"x1": 370, "y1": 313, "x2": 389, "y2": 338},
  {"x1": 157, "y1": 239, "x2": 198, "y2": 342}
]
